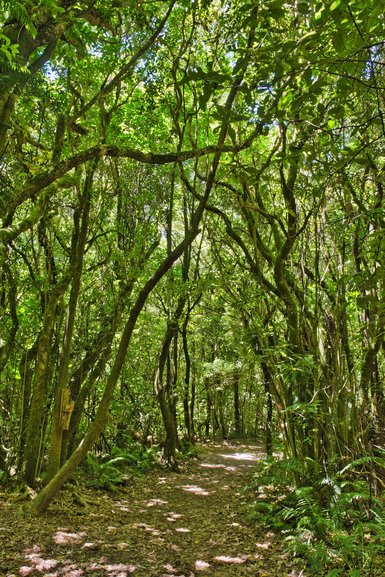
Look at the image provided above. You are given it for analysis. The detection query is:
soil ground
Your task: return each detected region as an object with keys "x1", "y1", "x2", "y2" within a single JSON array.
[{"x1": 0, "y1": 442, "x2": 306, "y2": 577}]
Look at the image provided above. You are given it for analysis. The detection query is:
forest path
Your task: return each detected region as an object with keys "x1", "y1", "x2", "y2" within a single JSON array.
[{"x1": 1, "y1": 442, "x2": 305, "y2": 577}]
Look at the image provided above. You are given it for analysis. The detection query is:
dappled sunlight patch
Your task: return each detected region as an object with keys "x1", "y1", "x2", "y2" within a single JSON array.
[
  {"x1": 53, "y1": 531, "x2": 86, "y2": 545},
  {"x1": 19, "y1": 567, "x2": 40, "y2": 576},
  {"x1": 165, "y1": 511, "x2": 184, "y2": 522},
  {"x1": 105, "y1": 562, "x2": 136, "y2": 576},
  {"x1": 147, "y1": 498, "x2": 168, "y2": 507},
  {"x1": 219, "y1": 452, "x2": 257, "y2": 462},
  {"x1": 85, "y1": 561, "x2": 136, "y2": 576},
  {"x1": 25, "y1": 545, "x2": 41, "y2": 554},
  {"x1": 179, "y1": 484, "x2": 211, "y2": 496},
  {"x1": 146, "y1": 527, "x2": 162, "y2": 537},
  {"x1": 131, "y1": 521, "x2": 162, "y2": 537},
  {"x1": 158, "y1": 574, "x2": 192, "y2": 577},
  {"x1": 115, "y1": 500, "x2": 131, "y2": 512},
  {"x1": 117, "y1": 505, "x2": 130, "y2": 512},
  {"x1": 163, "y1": 563, "x2": 178, "y2": 573},
  {"x1": 82, "y1": 541, "x2": 99, "y2": 550},
  {"x1": 256, "y1": 540, "x2": 271, "y2": 549},
  {"x1": 199, "y1": 462, "x2": 238, "y2": 472},
  {"x1": 214, "y1": 554, "x2": 249, "y2": 564},
  {"x1": 22, "y1": 547, "x2": 58, "y2": 573},
  {"x1": 175, "y1": 527, "x2": 191, "y2": 533},
  {"x1": 195, "y1": 559, "x2": 211, "y2": 571},
  {"x1": 222, "y1": 443, "x2": 262, "y2": 451},
  {"x1": 59, "y1": 567, "x2": 83, "y2": 577}
]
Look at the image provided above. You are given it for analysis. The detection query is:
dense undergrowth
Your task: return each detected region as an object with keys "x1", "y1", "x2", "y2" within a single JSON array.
[
  {"x1": 77, "y1": 440, "x2": 200, "y2": 492},
  {"x1": 246, "y1": 452, "x2": 385, "y2": 576},
  {"x1": 0, "y1": 439, "x2": 200, "y2": 496},
  {"x1": 81, "y1": 444, "x2": 160, "y2": 492}
]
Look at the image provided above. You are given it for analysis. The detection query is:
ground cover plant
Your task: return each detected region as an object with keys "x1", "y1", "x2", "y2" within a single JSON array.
[{"x1": 247, "y1": 452, "x2": 385, "y2": 576}]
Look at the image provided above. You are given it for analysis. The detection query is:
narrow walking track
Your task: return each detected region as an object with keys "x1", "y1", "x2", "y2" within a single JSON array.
[{"x1": 1, "y1": 443, "x2": 305, "y2": 577}]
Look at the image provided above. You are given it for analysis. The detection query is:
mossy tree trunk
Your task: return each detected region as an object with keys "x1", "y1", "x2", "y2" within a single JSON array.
[{"x1": 46, "y1": 170, "x2": 92, "y2": 483}]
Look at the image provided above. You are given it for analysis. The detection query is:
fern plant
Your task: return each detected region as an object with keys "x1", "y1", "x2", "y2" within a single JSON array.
[
  {"x1": 84, "y1": 452, "x2": 127, "y2": 492},
  {"x1": 83, "y1": 445, "x2": 159, "y2": 491},
  {"x1": 247, "y1": 455, "x2": 385, "y2": 577}
]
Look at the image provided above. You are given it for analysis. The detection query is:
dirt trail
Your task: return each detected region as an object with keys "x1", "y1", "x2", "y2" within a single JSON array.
[{"x1": 0, "y1": 442, "x2": 305, "y2": 577}]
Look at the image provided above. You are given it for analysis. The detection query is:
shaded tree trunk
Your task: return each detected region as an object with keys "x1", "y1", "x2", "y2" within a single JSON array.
[
  {"x1": 24, "y1": 279, "x2": 70, "y2": 486},
  {"x1": 46, "y1": 172, "x2": 92, "y2": 483},
  {"x1": 233, "y1": 371, "x2": 241, "y2": 436},
  {"x1": 182, "y1": 316, "x2": 192, "y2": 440}
]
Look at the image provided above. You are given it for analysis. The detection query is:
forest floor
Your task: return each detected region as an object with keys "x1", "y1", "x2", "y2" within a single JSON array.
[{"x1": 0, "y1": 442, "x2": 306, "y2": 577}]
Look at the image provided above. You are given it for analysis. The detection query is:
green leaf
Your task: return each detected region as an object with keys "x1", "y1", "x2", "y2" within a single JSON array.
[
  {"x1": 298, "y1": 30, "x2": 317, "y2": 44},
  {"x1": 332, "y1": 30, "x2": 345, "y2": 52},
  {"x1": 0, "y1": 46, "x2": 13, "y2": 61},
  {"x1": 302, "y1": 68, "x2": 312, "y2": 85},
  {"x1": 199, "y1": 84, "x2": 213, "y2": 110},
  {"x1": 330, "y1": 0, "x2": 342, "y2": 11},
  {"x1": 0, "y1": 33, "x2": 11, "y2": 47},
  {"x1": 180, "y1": 67, "x2": 206, "y2": 84},
  {"x1": 205, "y1": 71, "x2": 230, "y2": 84},
  {"x1": 227, "y1": 125, "x2": 236, "y2": 144},
  {"x1": 230, "y1": 111, "x2": 249, "y2": 122}
]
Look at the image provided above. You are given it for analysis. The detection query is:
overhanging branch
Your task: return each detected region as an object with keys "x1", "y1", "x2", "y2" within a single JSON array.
[{"x1": 9, "y1": 140, "x2": 253, "y2": 215}]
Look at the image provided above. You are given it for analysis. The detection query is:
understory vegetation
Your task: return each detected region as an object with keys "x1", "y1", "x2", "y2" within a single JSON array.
[
  {"x1": 80, "y1": 439, "x2": 200, "y2": 492},
  {"x1": 248, "y1": 453, "x2": 385, "y2": 576}
]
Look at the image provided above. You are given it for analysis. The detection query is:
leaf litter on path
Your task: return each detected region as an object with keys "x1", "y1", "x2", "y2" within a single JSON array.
[{"x1": 0, "y1": 442, "x2": 307, "y2": 577}]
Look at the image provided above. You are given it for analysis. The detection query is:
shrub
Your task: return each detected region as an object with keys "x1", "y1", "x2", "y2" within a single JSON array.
[{"x1": 246, "y1": 455, "x2": 385, "y2": 576}]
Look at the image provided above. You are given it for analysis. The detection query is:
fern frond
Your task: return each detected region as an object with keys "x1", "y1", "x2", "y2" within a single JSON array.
[{"x1": 338, "y1": 456, "x2": 385, "y2": 476}]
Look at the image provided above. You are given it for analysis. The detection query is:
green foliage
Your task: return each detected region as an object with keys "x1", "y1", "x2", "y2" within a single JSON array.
[
  {"x1": 247, "y1": 456, "x2": 385, "y2": 576},
  {"x1": 1, "y1": 1, "x2": 37, "y2": 38},
  {"x1": 83, "y1": 452, "x2": 129, "y2": 492},
  {"x1": 83, "y1": 445, "x2": 158, "y2": 492},
  {"x1": 177, "y1": 439, "x2": 201, "y2": 460},
  {"x1": 0, "y1": 32, "x2": 18, "y2": 65}
]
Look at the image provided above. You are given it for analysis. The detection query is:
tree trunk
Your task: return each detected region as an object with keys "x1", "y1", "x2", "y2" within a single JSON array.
[
  {"x1": 46, "y1": 177, "x2": 91, "y2": 483},
  {"x1": 154, "y1": 298, "x2": 185, "y2": 466},
  {"x1": 24, "y1": 279, "x2": 70, "y2": 486},
  {"x1": 182, "y1": 316, "x2": 192, "y2": 440},
  {"x1": 217, "y1": 387, "x2": 227, "y2": 439},
  {"x1": 233, "y1": 372, "x2": 241, "y2": 436},
  {"x1": 190, "y1": 368, "x2": 196, "y2": 440}
]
